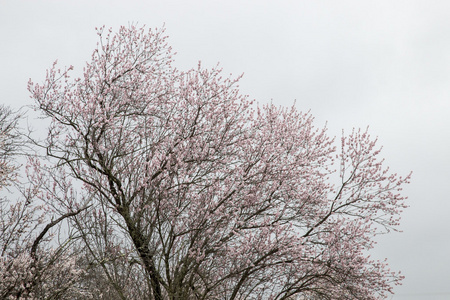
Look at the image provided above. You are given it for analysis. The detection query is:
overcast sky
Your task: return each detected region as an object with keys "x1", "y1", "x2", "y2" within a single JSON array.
[{"x1": 1, "y1": 1, "x2": 450, "y2": 299}]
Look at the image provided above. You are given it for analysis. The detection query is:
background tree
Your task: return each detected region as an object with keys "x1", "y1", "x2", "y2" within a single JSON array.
[
  {"x1": 0, "y1": 105, "x2": 88, "y2": 299},
  {"x1": 28, "y1": 25, "x2": 410, "y2": 299}
]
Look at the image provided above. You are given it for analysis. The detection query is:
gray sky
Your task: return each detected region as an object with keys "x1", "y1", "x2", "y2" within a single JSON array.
[{"x1": 1, "y1": 1, "x2": 450, "y2": 298}]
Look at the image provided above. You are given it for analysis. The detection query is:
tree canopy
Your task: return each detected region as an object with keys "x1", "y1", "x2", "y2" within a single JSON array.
[{"x1": 1, "y1": 25, "x2": 410, "y2": 300}]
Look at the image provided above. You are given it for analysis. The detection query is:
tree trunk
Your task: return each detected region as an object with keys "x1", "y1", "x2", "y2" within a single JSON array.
[{"x1": 119, "y1": 206, "x2": 163, "y2": 300}]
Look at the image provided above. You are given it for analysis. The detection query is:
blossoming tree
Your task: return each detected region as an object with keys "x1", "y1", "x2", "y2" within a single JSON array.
[
  {"x1": 27, "y1": 25, "x2": 410, "y2": 300},
  {"x1": 0, "y1": 106, "x2": 89, "y2": 299}
]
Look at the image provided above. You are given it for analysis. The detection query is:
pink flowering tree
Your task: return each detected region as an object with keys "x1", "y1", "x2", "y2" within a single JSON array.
[
  {"x1": 0, "y1": 106, "x2": 88, "y2": 299},
  {"x1": 29, "y1": 25, "x2": 411, "y2": 300}
]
